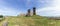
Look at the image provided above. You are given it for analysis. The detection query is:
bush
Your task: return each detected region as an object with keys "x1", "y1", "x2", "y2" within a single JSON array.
[
  {"x1": 0, "y1": 15, "x2": 3, "y2": 22},
  {"x1": 0, "y1": 15, "x2": 3, "y2": 18}
]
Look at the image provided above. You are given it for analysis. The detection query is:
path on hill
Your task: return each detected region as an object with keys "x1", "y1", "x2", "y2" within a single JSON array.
[{"x1": 2, "y1": 17, "x2": 8, "y2": 26}]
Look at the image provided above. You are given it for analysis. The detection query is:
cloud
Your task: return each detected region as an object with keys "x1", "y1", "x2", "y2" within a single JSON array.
[
  {"x1": 0, "y1": 7, "x2": 19, "y2": 16},
  {"x1": 36, "y1": 0, "x2": 60, "y2": 16},
  {"x1": 0, "y1": 0, "x2": 21, "y2": 16},
  {"x1": 37, "y1": 6, "x2": 60, "y2": 16}
]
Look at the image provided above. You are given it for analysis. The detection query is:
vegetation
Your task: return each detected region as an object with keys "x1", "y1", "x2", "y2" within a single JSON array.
[
  {"x1": 0, "y1": 15, "x2": 3, "y2": 18},
  {"x1": 0, "y1": 15, "x2": 60, "y2": 26},
  {"x1": 0, "y1": 15, "x2": 4, "y2": 21}
]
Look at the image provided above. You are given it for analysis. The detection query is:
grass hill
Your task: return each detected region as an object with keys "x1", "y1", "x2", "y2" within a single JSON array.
[{"x1": 0, "y1": 15, "x2": 60, "y2": 26}]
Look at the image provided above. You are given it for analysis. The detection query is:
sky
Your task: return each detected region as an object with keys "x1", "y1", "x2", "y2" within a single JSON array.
[{"x1": 0, "y1": 0, "x2": 60, "y2": 16}]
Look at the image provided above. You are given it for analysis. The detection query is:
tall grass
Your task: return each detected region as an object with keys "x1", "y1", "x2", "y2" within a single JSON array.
[
  {"x1": 7, "y1": 16, "x2": 54, "y2": 26},
  {"x1": 1, "y1": 16, "x2": 60, "y2": 26}
]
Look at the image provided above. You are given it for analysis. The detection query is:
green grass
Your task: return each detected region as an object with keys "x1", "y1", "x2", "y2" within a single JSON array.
[{"x1": 1, "y1": 16, "x2": 60, "y2": 26}]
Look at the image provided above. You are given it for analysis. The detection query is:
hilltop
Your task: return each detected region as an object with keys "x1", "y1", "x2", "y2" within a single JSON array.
[{"x1": 0, "y1": 15, "x2": 60, "y2": 26}]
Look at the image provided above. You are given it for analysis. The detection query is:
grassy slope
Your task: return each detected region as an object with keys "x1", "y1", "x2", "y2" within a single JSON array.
[{"x1": 0, "y1": 16, "x2": 60, "y2": 26}]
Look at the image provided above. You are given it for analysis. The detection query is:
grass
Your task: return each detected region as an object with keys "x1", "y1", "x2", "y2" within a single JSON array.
[{"x1": 0, "y1": 16, "x2": 60, "y2": 26}]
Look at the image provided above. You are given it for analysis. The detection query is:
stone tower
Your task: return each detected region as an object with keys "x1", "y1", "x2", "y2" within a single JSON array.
[
  {"x1": 28, "y1": 9, "x2": 30, "y2": 16},
  {"x1": 33, "y1": 7, "x2": 36, "y2": 15},
  {"x1": 26, "y1": 9, "x2": 31, "y2": 16}
]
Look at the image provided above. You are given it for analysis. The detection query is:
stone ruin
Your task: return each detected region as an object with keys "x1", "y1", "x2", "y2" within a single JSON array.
[
  {"x1": 26, "y1": 9, "x2": 31, "y2": 16},
  {"x1": 26, "y1": 7, "x2": 36, "y2": 16},
  {"x1": 33, "y1": 7, "x2": 36, "y2": 15}
]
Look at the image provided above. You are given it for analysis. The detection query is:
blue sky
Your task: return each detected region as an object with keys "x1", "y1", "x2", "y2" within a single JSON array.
[{"x1": 0, "y1": 0, "x2": 60, "y2": 16}]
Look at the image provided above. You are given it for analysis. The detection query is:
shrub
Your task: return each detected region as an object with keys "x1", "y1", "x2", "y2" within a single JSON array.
[
  {"x1": 0, "y1": 15, "x2": 3, "y2": 22},
  {"x1": 0, "y1": 15, "x2": 3, "y2": 18}
]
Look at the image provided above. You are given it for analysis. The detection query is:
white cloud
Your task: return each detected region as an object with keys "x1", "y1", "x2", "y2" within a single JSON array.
[
  {"x1": 0, "y1": 7, "x2": 19, "y2": 16},
  {"x1": 37, "y1": 0, "x2": 60, "y2": 16},
  {"x1": 0, "y1": 0, "x2": 20, "y2": 16}
]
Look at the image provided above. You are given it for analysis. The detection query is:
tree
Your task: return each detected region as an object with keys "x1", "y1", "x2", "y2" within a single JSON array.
[{"x1": 0, "y1": 15, "x2": 3, "y2": 18}]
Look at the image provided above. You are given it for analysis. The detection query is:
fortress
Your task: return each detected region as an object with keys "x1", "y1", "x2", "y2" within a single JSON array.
[{"x1": 19, "y1": 7, "x2": 36, "y2": 16}]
